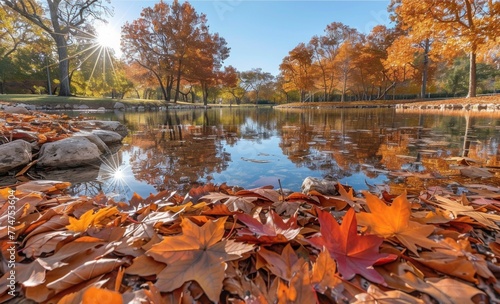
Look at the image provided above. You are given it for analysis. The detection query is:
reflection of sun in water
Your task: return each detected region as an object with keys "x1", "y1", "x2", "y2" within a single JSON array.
[{"x1": 98, "y1": 153, "x2": 132, "y2": 201}]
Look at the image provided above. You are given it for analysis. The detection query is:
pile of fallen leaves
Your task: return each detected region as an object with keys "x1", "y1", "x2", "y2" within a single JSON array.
[
  {"x1": 0, "y1": 111, "x2": 94, "y2": 146},
  {"x1": 1, "y1": 180, "x2": 500, "y2": 304}
]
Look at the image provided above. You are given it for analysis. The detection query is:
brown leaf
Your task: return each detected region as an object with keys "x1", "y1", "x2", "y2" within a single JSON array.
[
  {"x1": 146, "y1": 217, "x2": 254, "y2": 302},
  {"x1": 46, "y1": 258, "x2": 125, "y2": 292}
]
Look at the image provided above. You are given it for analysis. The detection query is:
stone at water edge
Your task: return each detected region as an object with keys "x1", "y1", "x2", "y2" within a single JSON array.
[
  {"x1": 0, "y1": 140, "x2": 32, "y2": 174},
  {"x1": 91, "y1": 130, "x2": 123, "y2": 145},
  {"x1": 113, "y1": 102, "x2": 125, "y2": 111},
  {"x1": 301, "y1": 176, "x2": 338, "y2": 195},
  {"x1": 72, "y1": 131, "x2": 109, "y2": 153},
  {"x1": 3, "y1": 105, "x2": 29, "y2": 114},
  {"x1": 77, "y1": 120, "x2": 128, "y2": 138},
  {"x1": 37, "y1": 137, "x2": 101, "y2": 168}
]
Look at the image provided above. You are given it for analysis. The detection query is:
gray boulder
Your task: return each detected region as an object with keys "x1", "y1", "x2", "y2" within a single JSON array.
[
  {"x1": 0, "y1": 140, "x2": 32, "y2": 174},
  {"x1": 3, "y1": 105, "x2": 29, "y2": 114},
  {"x1": 91, "y1": 129, "x2": 123, "y2": 145},
  {"x1": 301, "y1": 177, "x2": 338, "y2": 195},
  {"x1": 37, "y1": 137, "x2": 101, "y2": 168},
  {"x1": 77, "y1": 120, "x2": 128, "y2": 138},
  {"x1": 113, "y1": 102, "x2": 125, "y2": 111},
  {"x1": 72, "y1": 131, "x2": 109, "y2": 153}
]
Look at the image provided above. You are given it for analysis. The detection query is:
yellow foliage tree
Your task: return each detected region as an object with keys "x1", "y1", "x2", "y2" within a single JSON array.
[{"x1": 393, "y1": 0, "x2": 499, "y2": 98}]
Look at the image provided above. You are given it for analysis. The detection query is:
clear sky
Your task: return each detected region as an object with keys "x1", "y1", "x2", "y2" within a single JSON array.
[{"x1": 108, "y1": 0, "x2": 393, "y2": 76}]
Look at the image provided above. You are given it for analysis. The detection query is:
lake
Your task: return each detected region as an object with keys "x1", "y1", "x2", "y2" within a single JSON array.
[{"x1": 31, "y1": 107, "x2": 500, "y2": 200}]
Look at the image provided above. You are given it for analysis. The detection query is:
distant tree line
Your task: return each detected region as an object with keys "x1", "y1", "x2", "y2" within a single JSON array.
[{"x1": 0, "y1": 0, "x2": 498, "y2": 103}]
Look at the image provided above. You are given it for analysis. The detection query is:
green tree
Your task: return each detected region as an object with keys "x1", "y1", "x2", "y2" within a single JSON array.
[{"x1": 2, "y1": 0, "x2": 111, "y2": 96}]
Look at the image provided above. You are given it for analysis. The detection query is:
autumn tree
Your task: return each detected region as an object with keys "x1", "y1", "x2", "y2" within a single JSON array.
[
  {"x1": 350, "y1": 25, "x2": 395, "y2": 100},
  {"x1": 122, "y1": 0, "x2": 228, "y2": 104},
  {"x1": 279, "y1": 43, "x2": 315, "y2": 102},
  {"x1": 2, "y1": 0, "x2": 110, "y2": 96},
  {"x1": 189, "y1": 32, "x2": 229, "y2": 106},
  {"x1": 239, "y1": 68, "x2": 274, "y2": 103},
  {"x1": 393, "y1": 0, "x2": 499, "y2": 98},
  {"x1": 219, "y1": 65, "x2": 246, "y2": 104}
]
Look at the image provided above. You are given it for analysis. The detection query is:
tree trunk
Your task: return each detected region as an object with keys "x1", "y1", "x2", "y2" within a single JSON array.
[
  {"x1": 420, "y1": 39, "x2": 430, "y2": 99},
  {"x1": 173, "y1": 59, "x2": 182, "y2": 103},
  {"x1": 467, "y1": 51, "x2": 476, "y2": 98}
]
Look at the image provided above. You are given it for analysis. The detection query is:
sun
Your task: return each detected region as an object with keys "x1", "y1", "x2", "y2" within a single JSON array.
[{"x1": 94, "y1": 22, "x2": 122, "y2": 56}]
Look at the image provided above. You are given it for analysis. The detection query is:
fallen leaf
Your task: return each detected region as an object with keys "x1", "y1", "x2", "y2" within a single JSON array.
[
  {"x1": 308, "y1": 208, "x2": 393, "y2": 284},
  {"x1": 356, "y1": 191, "x2": 437, "y2": 255},
  {"x1": 311, "y1": 248, "x2": 342, "y2": 293},
  {"x1": 146, "y1": 217, "x2": 254, "y2": 302},
  {"x1": 257, "y1": 244, "x2": 304, "y2": 281},
  {"x1": 237, "y1": 210, "x2": 301, "y2": 243},
  {"x1": 82, "y1": 286, "x2": 123, "y2": 304},
  {"x1": 66, "y1": 206, "x2": 120, "y2": 233}
]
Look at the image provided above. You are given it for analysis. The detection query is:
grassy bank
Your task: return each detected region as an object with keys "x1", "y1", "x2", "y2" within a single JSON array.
[
  {"x1": 0, "y1": 94, "x2": 171, "y2": 108},
  {"x1": 275, "y1": 95, "x2": 500, "y2": 109},
  {"x1": 0, "y1": 94, "x2": 270, "y2": 109},
  {"x1": 1, "y1": 94, "x2": 498, "y2": 110}
]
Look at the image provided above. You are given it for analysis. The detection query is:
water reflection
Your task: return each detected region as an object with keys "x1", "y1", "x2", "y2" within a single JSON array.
[{"x1": 44, "y1": 108, "x2": 500, "y2": 199}]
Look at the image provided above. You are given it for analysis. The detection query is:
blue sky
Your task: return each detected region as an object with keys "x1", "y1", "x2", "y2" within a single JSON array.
[{"x1": 110, "y1": 1, "x2": 392, "y2": 76}]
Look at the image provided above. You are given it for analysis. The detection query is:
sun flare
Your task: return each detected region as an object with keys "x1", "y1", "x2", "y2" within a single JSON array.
[{"x1": 94, "y1": 23, "x2": 121, "y2": 53}]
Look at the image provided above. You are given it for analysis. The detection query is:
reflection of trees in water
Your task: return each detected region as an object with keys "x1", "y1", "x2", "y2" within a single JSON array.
[
  {"x1": 124, "y1": 126, "x2": 229, "y2": 193},
  {"x1": 276, "y1": 109, "x2": 393, "y2": 179},
  {"x1": 107, "y1": 107, "x2": 500, "y2": 194}
]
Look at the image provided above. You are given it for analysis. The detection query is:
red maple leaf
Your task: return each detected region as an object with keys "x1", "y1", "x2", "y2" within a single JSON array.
[{"x1": 308, "y1": 208, "x2": 394, "y2": 284}]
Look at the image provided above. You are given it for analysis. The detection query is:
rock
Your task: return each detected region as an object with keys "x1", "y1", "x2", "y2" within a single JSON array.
[
  {"x1": 91, "y1": 129, "x2": 123, "y2": 145},
  {"x1": 78, "y1": 120, "x2": 128, "y2": 138},
  {"x1": 97, "y1": 107, "x2": 106, "y2": 111},
  {"x1": 301, "y1": 176, "x2": 337, "y2": 195},
  {"x1": 114, "y1": 102, "x2": 125, "y2": 110},
  {"x1": 18, "y1": 103, "x2": 36, "y2": 111},
  {"x1": 79, "y1": 104, "x2": 90, "y2": 109},
  {"x1": 179, "y1": 176, "x2": 190, "y2": 183},
  {"x1": 72, "y1": 131, "x2": 109, "y2": 153},
  {"x1": 138, "y1": 106, "x2": 145, "y2": 111},
  {"x1": 37, "y1": 137, "x2": 101, "y2": 168},
  {"x1": 0, "y1": 140, "x2": 32, "y2": 174},
  {"x1": 3, "y1": 105, "x2": 29, "y2": 114}
]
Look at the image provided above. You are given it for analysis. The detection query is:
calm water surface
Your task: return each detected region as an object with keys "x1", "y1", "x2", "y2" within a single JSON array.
[{"x1": 37, "y1": 108, "x2": 500, "y2": 200}]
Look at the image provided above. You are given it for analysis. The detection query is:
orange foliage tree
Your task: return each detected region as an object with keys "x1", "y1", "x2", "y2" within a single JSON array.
[
  {"x1": 392, "y1": 0, "x2": 499, "y2": 98},
  {"x1": 279, "y1": 43, "x2": 316, "y2": 102},
  {"x1": 121, "y1": 0, "x2": 229, "y2": 103}
]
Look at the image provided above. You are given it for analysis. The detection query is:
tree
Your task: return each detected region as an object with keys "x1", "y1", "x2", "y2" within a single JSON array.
[
  {"x1": 219, "y1": 65, "x2": 245, "y2": 104},
  {"x1": 239, "y1": 68, "x2": 274, "y2": 103},
  {"x1": 2, "y1": 0, "x2": 110, "y2": 96},
  {"x1": 393, "y1": 0, "x2": 499, "y2": 98},
  {"x1": 186, "y1": 32, "x2": 229, "y2": 105},
  {"x1": 0, "y1": 3, "x2": 40, "y2": 59},
  {"x1": 122, "y1": 0, "x2": 228, "y2": 104},
  {"x1": 279, "y1": 43, "x2": 315, "y2": 102}
]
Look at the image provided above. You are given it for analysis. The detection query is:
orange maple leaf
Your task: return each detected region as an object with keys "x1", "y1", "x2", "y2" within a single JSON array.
[
  {"x1": 356, "y1": 191, "x2": 437, "y2": 255},
  {"x1": 146, "y1": 217, "x2": 254, "y2": 302},
  {"x1": 66, "y1": 206, "x2": 120, "y2": 233},
  {"x1": 308, "y1": 208, "x2": 392, "y2": 284}
]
